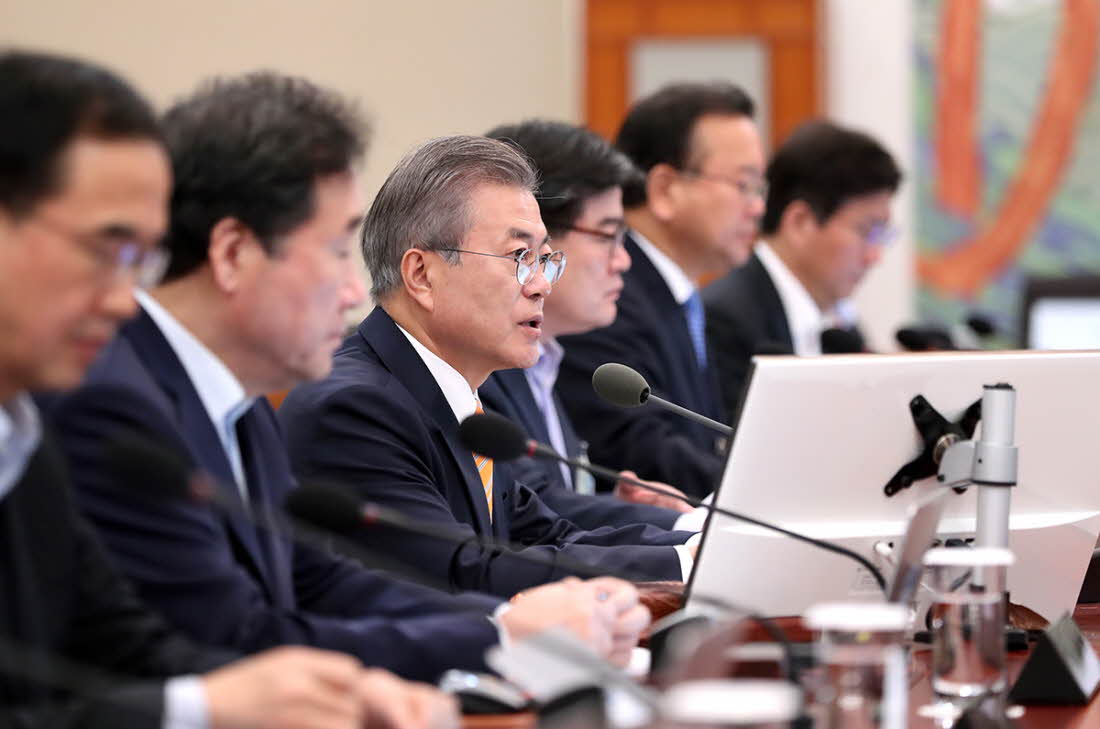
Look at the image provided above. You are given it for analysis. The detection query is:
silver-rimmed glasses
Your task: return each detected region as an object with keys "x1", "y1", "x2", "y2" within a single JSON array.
[{"x1": 437, "y1": 247, "x2": 567, "y2": 285}]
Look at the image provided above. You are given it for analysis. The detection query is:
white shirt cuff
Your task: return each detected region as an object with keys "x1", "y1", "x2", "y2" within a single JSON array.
[
  {"x1": 490, "y1": 601, "x2": 513, "y2": 649},
  {"x1": 673, "y1": 505, "x2": 710, "y2": 533},
  {"x1": 164, "y1": 675, "x2": 208, "y2": 729}
]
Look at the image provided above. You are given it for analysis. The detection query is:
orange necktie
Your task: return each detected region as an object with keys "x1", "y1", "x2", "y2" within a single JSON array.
[{"x1": 472, "y1": 401, "x2": 493, "y2": 521}]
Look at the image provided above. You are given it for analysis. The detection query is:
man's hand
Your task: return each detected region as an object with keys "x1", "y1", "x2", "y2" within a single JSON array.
[
  {"x1": 585, "y1": 577, "x2": 650, "y2": 668},
  {"x1": 614, "y1": 471, "x2": 693, "y2": 513},
  {"x1": 359, "y1": 668, "x2": 459, "y2": 729},
  {"x1": 501, "y1": 577, "x2": 651, "y2": 668},
  {"x1": 203, "y1": 646, "x2": 363, "y2": 729}
]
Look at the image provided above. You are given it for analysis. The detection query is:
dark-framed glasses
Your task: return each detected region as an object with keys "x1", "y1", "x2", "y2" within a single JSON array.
[
  {"x1": 563, "y1": 223, "x2": 627, "y2": 246},
  {"x1": 437, "y1": 247, "x2": 567, "y2": 285}
]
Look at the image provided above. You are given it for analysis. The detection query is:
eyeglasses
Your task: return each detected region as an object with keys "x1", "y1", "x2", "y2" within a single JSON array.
[
  {"x1": 28, "y1": 214, "x2": 170, "y2": 289},
  {"x1": 437, "y1": 247, "x2": 567, "y2": 285},
  {"x1": 563, "y1": 224, "x2": 627, "y2": 246},
  {"x1": 861, "y1": 221, "x2": 899, "y2": 248},
  {"x1": 680, "y1": 169, "x2": 768, "y2": 201}
]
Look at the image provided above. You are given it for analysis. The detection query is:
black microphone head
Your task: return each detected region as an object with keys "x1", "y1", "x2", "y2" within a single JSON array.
[
  {"x1": 753, "y1": 340, "x2": 794, "y2": 356},
  {"x1": 820, "y1": 327, "x2": 865, "y2": 354},
  {"x1": 895, "y1": 326, "x2": 955, "y2": 351},
  {"x1": 592, "y1": 362, "x2": 650, "y2": 408},
  {"x1": 965, "y1": 313, "x2": 996, "y2": 338},
  {"x1": 285, "y1": 483, "x2": 364, "y2": 534},
  {"x1": 458, "y1": 411, "x2": 528, "y2": 461},
  {"x1": 103, "y1": 432, "x2": 194, "y2": 502}
]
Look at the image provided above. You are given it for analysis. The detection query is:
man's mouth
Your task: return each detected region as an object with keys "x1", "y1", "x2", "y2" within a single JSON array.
[{"x1": 521, "y1": 315, "x2": 543, "y2": 331}]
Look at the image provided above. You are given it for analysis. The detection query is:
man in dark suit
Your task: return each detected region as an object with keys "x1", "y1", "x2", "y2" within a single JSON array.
[
  {"x1": 0, "y1": 50, "x2": 444, "y2": 729},
  {"x1": 480, "y1": 119, "x2": 703, "y2": 531},
  {"x1": 45, "y1": 73, "x2": 647, "y2": 680},
  {"x1": 703, "y1": 121, "x2": 902, "y2": 416},
  {"x1": 555, "y1": 82, "x2": 766, "y2": 499},
  {"x1": 280, "y1": 135, "x2": 698, "y2": 600}
]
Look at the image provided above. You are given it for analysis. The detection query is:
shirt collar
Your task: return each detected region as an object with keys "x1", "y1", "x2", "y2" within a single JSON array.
[
  {"x1": 136, "y1": 289, "x2": 255, "y2": 432},
  {"x1": 630, "y1": 230, "x2": 697, "y2": 305},
  {"x1": 525, "y1": 337, "x2": 564, "y2": 394},
  {"x1": 395, "y1": 323, "x2": 479, "y2": 424},
  {"x1": 0, "y1": 392, "x2": 42, "y2": 502},
  {"x1": 755, "y1": 242, "x2": 826, "y2": 356}
]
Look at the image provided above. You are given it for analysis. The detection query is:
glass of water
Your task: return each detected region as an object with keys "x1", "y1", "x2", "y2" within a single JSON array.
[
  {"x1": 660, "y1": 679, "x2": 803, "y2": 728},
  {"x1": 923, "y1": 546, "x2": 1015, "y2": 718},
  {"x1": 803, "y1": 602, "x2": 910, "y2": 729}
]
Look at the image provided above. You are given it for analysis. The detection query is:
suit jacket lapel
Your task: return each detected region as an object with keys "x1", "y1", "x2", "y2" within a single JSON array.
[
  {"x1": 358, "y1": 309, "x2": 494, "y2": 535},
  {"x1": 552, "y1": 391, "x2": 582, "y2": 459},
  {"x1": 624, "y1": 234, "x2": 713, "y2": 414},
  {"x1": 122, "y1": 310, "x2": 277, "y2": 599},
  {"x1": 494, "y1": 369, "x2": 553, "y2": 444},
  {"x1": 235, "y1": 409, "x2": 296, "y2": 608}
]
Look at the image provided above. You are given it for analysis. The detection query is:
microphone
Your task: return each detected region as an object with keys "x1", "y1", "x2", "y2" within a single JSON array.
[
  {"x1": 285, "y1": 475, "x2": 802, "y2": 679},
  {"x1": 896, "y1": 313, "x2": 998, "y2": 352},
  {"x1": 104, "y1": 432, "x2": 479, "y2": 596},
  {"x1": 753, "y1": 341, "x2": 794, "y2": 356},
  {"x1": 895, "y1": 326, "x2": 956, "y2": 351},
  {"x1": 820, "y1": 327, "x2": 864, "y2": 354},
  {"x1": 285, "y1": 481, "x2": 673, "y2": 584},
  {"x1": 592, "y1": 363, "x2": 733, "y2": 437},
  {"x1": 459, "y1": 412, "x2": 887, "y2": 593}
]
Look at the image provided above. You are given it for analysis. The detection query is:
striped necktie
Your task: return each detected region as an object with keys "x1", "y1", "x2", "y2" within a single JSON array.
[
  {"x1": 682, "y1": 291, "x2": 708, "y2": 370},
  {"x1": 472, "y1": 400, "x2": 493, "y2": 521}
]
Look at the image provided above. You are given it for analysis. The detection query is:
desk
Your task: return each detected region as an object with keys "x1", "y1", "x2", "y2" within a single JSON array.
[
  {"x1": 464, "y1": 604, "x2": 1100, "y2": 728},
  {"x1": 907, "y1": 603, "x2": 1100, "y2": 727}
]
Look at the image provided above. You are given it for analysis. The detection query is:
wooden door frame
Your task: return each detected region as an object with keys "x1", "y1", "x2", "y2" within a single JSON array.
[{"x1": 584, "y1": 0, "x2": 821, "y2": 145}]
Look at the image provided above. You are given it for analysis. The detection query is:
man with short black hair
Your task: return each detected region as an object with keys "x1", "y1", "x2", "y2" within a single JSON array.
[
  {"x1": 556, "y1": 82, "x2": 766, "y2": 499},
  {"x1": 703, "y1": 120, "x2": 902, "y2": 415},
  {"x1": 0, "y1": 49, "x2": 444, "y2": 729},
  {"x1": 480, "y1": 119, "x2": 698, "y2": 528}
]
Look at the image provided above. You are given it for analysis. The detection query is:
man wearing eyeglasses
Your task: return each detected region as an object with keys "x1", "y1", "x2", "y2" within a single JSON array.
[
  {"x1": 556, "y1": 82, "x2": 766, "y2": 500},
  {"x1": 703, "y1": 121, "x2": 902, "y2": 417},
  {"x1": 478, "y1": 120, "x2": 702, "y2": 529},
  {"x1": 280, "y1": 135, "x2": 697, "y2": 600}
]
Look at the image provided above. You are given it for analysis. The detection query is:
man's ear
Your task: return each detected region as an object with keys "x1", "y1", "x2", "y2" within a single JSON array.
[
  {"x1": 779, "y1": 200, "x2": 819, "y2": 253},
  {"x1": 644, "y1": 164, "x2": 681, "y2": 222},
  {"x1": 207, "y1": 217, "x2": 264, "y2": 293},
  {"x1": 400, "y1": 248, "x2": 436, "y2": 313}
]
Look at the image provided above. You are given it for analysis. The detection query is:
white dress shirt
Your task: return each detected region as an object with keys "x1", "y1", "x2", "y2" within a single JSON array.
[
  {"x1": 754, "y1": 242, "x2": 827, "y2": 357},
  {"x1": 0, "y1": 393, "x2": 41, "y2": 503},
  {"x1": 523, "y1": 339, "x2": 572, "y2": 488},
  {"x1": 137, "y1": 290, "x2": 255, "y2": 502}
]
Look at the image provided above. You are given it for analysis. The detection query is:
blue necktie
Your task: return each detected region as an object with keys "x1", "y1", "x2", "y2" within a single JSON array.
[{"x1": 682, "y1": 291, "x2": 707, "y2": 370}]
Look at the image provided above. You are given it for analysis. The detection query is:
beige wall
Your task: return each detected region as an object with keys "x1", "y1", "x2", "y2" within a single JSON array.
[
  {"x1": 2, "y1": 0, "x2": 915, "y2": 337},
  {"x1": 0, "y1": 0, "x2": 582, "y2": 196},
  {"x1": 1, "y1": 0, "x2": 582, "y2": 313}
]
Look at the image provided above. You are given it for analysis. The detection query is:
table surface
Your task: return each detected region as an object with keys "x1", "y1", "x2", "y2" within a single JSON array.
[
  {"x1": 907, "y1": 603, "x2": 1100, "y2": 727},
  {"x1": 464, "y1": 603, "x2": 1100, "y2": 728}
]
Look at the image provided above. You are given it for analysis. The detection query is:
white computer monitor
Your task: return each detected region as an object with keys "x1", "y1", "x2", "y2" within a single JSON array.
[
  {"x1": 1021, "y1": 275, "x2": 1100, "y2": 350},
  {"x1": 687, "y1": 350, "x2": 1100, "y2": 621}
]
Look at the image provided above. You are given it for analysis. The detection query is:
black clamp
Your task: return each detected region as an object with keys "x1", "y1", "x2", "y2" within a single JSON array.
[{"x1": 883, "y1": 394, "x2": 982, "y2": 497}]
